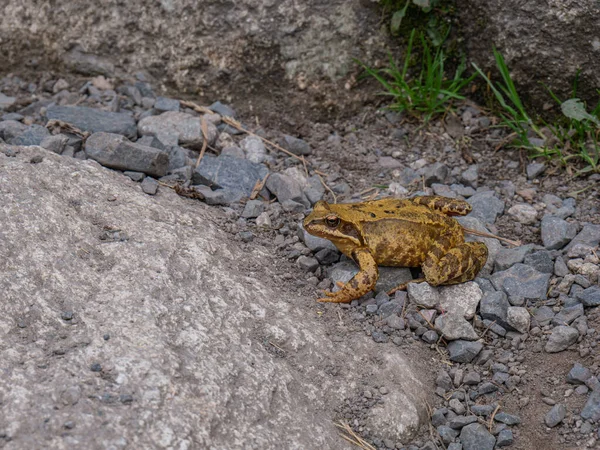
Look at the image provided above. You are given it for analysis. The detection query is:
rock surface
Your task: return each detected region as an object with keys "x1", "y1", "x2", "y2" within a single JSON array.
[
  {"x1": 0, "y1": 0, "x2": 389, "y2": 120},
  {"x1": 458, "y1": 1, "x2": 600, "y2": 114},
  {"x1": 0, "y1": 145, "x2": 428, "y2": 449}
]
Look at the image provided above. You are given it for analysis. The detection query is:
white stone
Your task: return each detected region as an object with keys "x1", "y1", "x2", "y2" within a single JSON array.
[
  {"x1": 439, "y1": 282, "x2": 483, "y2": 320},
  {"x1": 507, "y1": 306, "x2": 530, "y2": 333},
  {"x1": 508, "y1": 203, "x2": 538, "y2": 224}
]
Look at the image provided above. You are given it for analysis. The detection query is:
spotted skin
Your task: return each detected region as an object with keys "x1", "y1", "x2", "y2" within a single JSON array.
[{"x1": 303, "y1": 196, "x2": 488, "y2": 303}]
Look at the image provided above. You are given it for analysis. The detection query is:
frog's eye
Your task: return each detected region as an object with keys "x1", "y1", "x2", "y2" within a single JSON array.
[{"x1": 325, "y1": 215, "x2": 340, "y2": 227}]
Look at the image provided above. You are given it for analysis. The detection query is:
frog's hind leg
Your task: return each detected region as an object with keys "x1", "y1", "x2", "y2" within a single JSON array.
[
  {"x1": 422, "y1": 241, "x2": 488, "y2": 286},
  {"x1": 410, "y1": 196, "x2": 472, "y2": 217}
]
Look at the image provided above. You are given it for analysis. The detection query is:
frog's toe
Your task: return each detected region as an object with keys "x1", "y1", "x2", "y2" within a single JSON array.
[{"x1": 321, "y1": 290, "x2": 337, "y2": 297}]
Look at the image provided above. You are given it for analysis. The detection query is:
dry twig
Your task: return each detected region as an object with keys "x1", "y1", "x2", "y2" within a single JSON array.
[
  {"x1": 334, "y1": 421, "x2": 376, "y2": 450},
  {"x1": 462, "y1": 227, "x2": 521, "y2": 247}
]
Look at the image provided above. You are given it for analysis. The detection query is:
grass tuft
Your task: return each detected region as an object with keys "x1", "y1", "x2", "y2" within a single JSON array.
[
  {"x1": 357, "y1": 29, "x2": 475, "y2": 122},
  {"x1": 473, "y1": 51, "x2": 600, "y2": 175}
]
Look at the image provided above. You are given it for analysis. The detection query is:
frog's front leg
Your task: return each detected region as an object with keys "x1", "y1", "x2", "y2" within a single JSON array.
[{"x1": 318, "y1": 248, "x2": 379, "y2": 303}]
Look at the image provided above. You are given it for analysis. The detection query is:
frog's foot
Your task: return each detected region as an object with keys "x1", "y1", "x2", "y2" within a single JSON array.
[
  {"x1": 423, "y1": 241, "x2": 488, "y2": 286},
  {"x1": 387, "y1": 278, "x2": 426, "y2": 295},
  {"x1": 316, "y1": 248, "x2": 379, "y2": 303},
  {"x1": 410, "y1": 196, "x2": 472, "y2": 217}
]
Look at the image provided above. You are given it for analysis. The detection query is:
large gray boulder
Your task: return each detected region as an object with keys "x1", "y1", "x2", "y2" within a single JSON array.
[
  {"x1": 0, "y1": 0, "x2": 388, "y2": 116},
  {"x1": 0, "y1": 144, "x2": 428, "y2": 449},
  {"x1": 458, "y1": 1, "x2": 600, "y2": 113}
]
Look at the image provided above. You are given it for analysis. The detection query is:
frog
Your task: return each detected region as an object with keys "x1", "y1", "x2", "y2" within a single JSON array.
[{"x1": 302, "y1": 195, "x2": 488, "y2": 303}]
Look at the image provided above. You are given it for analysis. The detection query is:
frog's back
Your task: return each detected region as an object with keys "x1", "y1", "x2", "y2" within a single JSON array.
[{"x1": 354, "y1": 199, "x2": 464, "y2": 267}]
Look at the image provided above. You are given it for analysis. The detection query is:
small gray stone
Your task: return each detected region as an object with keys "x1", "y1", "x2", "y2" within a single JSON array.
[
  {"x1": 507, "y1": 306, "x2": 530, "y2": 333},
  {"x1": 552, "y1": 304, "x2": 584, "y2": 326},
  {"x1": 124, "y1": 171, "x2": 145, "y2": 182},
  {"x1": 447, "y1": 444, "x2": 463, "y2": 450},
  {"x1": 167, "y1": 145, "x2": 187, "y2": 171},
  {"x1": 449, "y1": 415, "x2": 478, "y2": 430},
  {"x1": 526, "y1": 162, "x2": 546, "y2": 179},
  {"x1": 240, "y1": 135, "x2": 267, "y2": 164},
  {"x1": 438, "y1": 282, "x2": 482, "y2": 320},
  {"x1": 9, "y1": 124, "x2": 50, "y2": 146},
  {"x1": 480, "y1": 291, "x2": 510, "y2": 329},
  {"x1": 541, "y1": 216, "x2": 578, "y2": 250},
  {"x1": 494, "y1": 244, "x2": 535, "y2": 272},
  {"x1": 377, "y1": 299, "x2": 404, "y2": 318},
  {"x1": 532, "y1": 305, "x2": 555, "y2": 326},
  {"x1": 575, "y1": 385, "x2": 589, "y2": 395},
  {"x1": 483, "y1": 319, "x2": 507, "y2": 336},
  {"x1": 507, "y1": 203, "x2": 538, "y2": 224},
  {"x1": 191, "y1": 185, "x2": 231, "y2": 206},
  {"x1": 396, "y1": 167, "x2": 420, "y2": 186},
  {"x1": 366, "y1": 304, "x2": 379, "y2": 315},
  {"x1": 435, "y1": 314, "x2": 479, "y2": 341},
  {"x1": 436, "y1": 370, "x2": 453, "y2": 390},
  {"x1": 567, "y1": 363, "x2": 592, "y2": 385},
  {"x1": 494, "y1": 412, "x2": 521, "y2": 425},
  {"x1": 545, "y1": 326, "x2": 579, "y2": 353},
  {"x1": 280, "y1": 135, "x2": 311, "y2": 156},
  {"x1": 565, "y1": 224, "x2": 600, "y2": 251},
  {"x1": 491, "y1": 264, "x2": 551, "y2": 300},
  {"x1": 241, "y1": 200, "x2": 265, "y2": 219},
  {"x1": 209, "y1": 101, "x2": 236, "y2": 118},
  {"x1": 467, "y1": 191, "x2": 505, "y2": 225},
  {"x1": 437, "y1": 425, "x2": 459, "y2": 445},
  {"x1": 460, "y1": 165, "x2": 478, "y2": 188},
  {"x1": 40, "y1": 134, "x2": 69, "y2": 154},
  {"x1": 496, "y1": 429, "x2": 513, "y2": 447},
  {"x1": 281, "y1": 200, "x2": 306, "y2": 213},
  {"x1": 422, "y1": 330, "x2": 439, "y2": 344},
  {"x1": 459, "y1": 423, "x2": 495, "y2": 450},
  {"x1": 153, "y1": 96, "x2": 180, "y2": 112},
  {"x1": 478, "y1": 382, "x2": 498, "y2": 395},
  {"x1": 386, "y1": 314, "x2": 405, "y2": 330},
  {"x1": 193, "y1": 154, "x2": 268, "y2": 203},
  {"x1": 137, "y1": 135, "x2": 166, "y2": 150},
  {"x1": 266, "y1": 173, "x2": 309, "y2": 207},
  {"x1": 449, "y1": 398, "x2": 466, "y2": 415},
  {"x1": 431, "y1": 408, "x2": 447, "y2": 427},
  {"x1": 407, "y1": 282, "x2": 439, "y2": 308},
  {"x1": 85, "y1": 132, "x2": 169, "y2": 177},
  {"x1": 447, "y1": 340, "x2": 483, "y2": 363},
  {"x1": 0, "y1": 92, "x2": 16, "y2": 110},
  {"x1": 137, "y1": 177, "x2": 157, "y2": 195},
  {"x1": 544, "y1": 404, "x2": 566, "y2": 427},
  {"x1": 297, "y1": 256, "x2": 319, "y2": 272},
  {"x1": 423, "y1": 162, "x2": 449, "y2": 186},
  {"x1": 314, "y1": 248, "x2": 340, "y2": 265},
  {"x1": 577, "y1": 286, "x2": 600, "y2": 307},
  {"x1": 138, "y1": 111, "x2": 218, "y2": 149},
  {"x1": 0, "y1": 120, "x2": 28, "y2": 141},
  {"x1": 554, "y1": 257, "x2": 570, "y2": 277},
  {"x1": 371, "y1": 331, "x2": 388, "y2": 343},
  {"x1": 46, "y1": 105, "x2": 137, "y2": 140},
  {"x1": 581, "y1": 390, "x2": 600, "y2": 421},
  {"x1": 463, "y1": 372, "x2": 481, "y2": 385},
  {"x1": 470, "y1": 404, "x2": 495, "y2": 416},
  {"x1": 523, "y1": 251, "x2": 554, "y2": 274}
]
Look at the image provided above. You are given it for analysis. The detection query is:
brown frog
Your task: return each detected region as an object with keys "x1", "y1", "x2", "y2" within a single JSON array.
[{"x1": 303, "y1": 195, "x2": 488, "y2": 303}]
